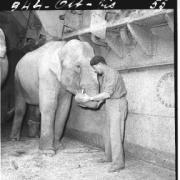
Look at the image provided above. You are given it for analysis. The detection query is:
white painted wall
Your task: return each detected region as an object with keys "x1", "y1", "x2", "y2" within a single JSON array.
[{"x1": 123, "y1": 67, "x2": 175, "y2": 154}]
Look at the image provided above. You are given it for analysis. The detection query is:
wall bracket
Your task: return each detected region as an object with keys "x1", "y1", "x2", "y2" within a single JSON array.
[{"x1": 127, "y1": 23, "x2": 154, "y2": 56}]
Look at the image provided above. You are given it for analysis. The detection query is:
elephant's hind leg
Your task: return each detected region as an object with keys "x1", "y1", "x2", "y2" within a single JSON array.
[{"x1": 10, "y1": 79, "x2": 27, "y2": 141}]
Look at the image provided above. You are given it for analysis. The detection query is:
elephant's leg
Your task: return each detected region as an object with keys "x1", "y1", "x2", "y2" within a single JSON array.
[
  {"x1": 39, "y1": 75, "x2": 60, "y2": 156},
  {"x1": 39, "y1": 94, "x2": 57, "y2": 155},
  {"x1": 54, "y1": 90, "x2": 72, "y2": 151},
  {"x1": 10, "y1": 81, "x2": 27, "y2": 141},
  {"x1": 27, "y1": 105, "x2": 41, "y2": 138}
]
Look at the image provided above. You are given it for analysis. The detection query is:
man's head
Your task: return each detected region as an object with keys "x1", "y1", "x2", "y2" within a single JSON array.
[{"x1": 90, "y1": 56, "x2": 107, "y2": 74}]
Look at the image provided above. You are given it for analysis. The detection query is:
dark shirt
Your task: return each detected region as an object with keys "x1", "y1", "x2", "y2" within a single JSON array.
[{"x1": 99, "y1": 66, "x2": 127, "y2": 99}]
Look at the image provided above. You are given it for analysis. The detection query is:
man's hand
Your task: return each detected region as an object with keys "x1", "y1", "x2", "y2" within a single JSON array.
[
  {"x1": 86, "y1": 92, "x2": 110, "y2": 102},
  {"x1": 75, "y1": 93, "x2": 105, "y2": 109},
  {"x1": 75, "y1": 93, "x2": 91, "y2": 103}
]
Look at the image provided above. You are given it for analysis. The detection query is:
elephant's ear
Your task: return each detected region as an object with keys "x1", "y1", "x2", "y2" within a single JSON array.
[
  {"x1": 48, "y1": 48, "x2": 63, "y2": 82},
  {"x1": 58, "y1": 44, "x2": 73, "y2": 68}
]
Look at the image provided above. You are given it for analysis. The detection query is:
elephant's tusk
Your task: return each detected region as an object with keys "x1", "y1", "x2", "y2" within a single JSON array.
[{"x1": 82, "y1": 89, "x2": 85, "y2": 94}]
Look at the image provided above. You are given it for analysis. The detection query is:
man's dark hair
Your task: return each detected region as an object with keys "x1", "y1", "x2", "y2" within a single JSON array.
[{"x1": 90, "y1": 56, "x2": 107, "y2": 66}]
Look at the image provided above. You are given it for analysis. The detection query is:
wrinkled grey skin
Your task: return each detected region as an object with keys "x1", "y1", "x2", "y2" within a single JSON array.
[
  {"x1": 0, "y1": 28, "x2": 8, "y2": 87},
  {"x1": 10, "y1": 39, "x2": 99, "y2": 155}
]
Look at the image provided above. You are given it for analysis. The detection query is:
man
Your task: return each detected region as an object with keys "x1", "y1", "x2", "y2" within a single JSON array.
[{"x1": 82, "y1": 56, "x2": 128, "y2": 172}]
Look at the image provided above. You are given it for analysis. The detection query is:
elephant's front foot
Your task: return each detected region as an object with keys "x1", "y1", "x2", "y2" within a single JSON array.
[
  {"x1": 108, "y1": 163, "x2": 125, "y2": 172},
  {"x1": 39, "y1": 137, "x2": 55, "y2": 157},
  {"x1": 40, "y1": 149, "x2": 56, "y2": 157}
]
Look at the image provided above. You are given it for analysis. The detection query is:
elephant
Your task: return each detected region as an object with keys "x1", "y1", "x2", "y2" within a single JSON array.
[
  {"x1": 0, "y1": 28, "x2": 8, "y2": 87},
  {"x1": 10, "y1": 39, "x2": 100, "y2": 156}
]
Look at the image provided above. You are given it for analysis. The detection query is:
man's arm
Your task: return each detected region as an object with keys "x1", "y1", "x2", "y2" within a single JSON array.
[{"x1": 89, "y1": 92, "x2": 110, "y2": 101}]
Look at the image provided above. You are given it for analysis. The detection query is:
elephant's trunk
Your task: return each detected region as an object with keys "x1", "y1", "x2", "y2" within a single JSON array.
[
  {"x1": 75, "y1": 66, "x2": 100, "y2": 109},
  {"x1": 75, "y1": 85, "x2": 100, "y2": 109}
]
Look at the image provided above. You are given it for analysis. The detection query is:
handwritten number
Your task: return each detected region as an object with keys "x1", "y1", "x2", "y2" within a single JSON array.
[
  {"x1": 109, "y1": 2, "x2": 116, "y2": 8},
  {"x1": 159, "y1": 1, "x2": 166, "y2": 9},
  {"x1": 33, "y1": 0, "x2": 42, "y2": 9},
  {"x1": 150, "y1": 1, "x2": 157, "y2": 9},
  {"x1": 11, "y1": 1, "x2": 20, "y2": 11},
  {"x1": 150, "y1": 0, "x2": 167, "y2": 9},
  {"x1": 21, "y1": 1, "x2": 31, "y2": 10}
]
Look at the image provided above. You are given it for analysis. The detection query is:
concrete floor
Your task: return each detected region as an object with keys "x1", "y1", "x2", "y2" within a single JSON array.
[{"x1": 1, "y1": 136, "x2": 175, "y2": 180}]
